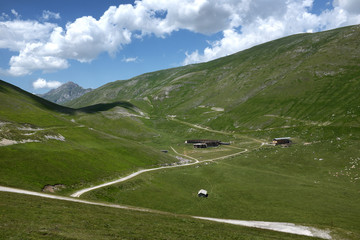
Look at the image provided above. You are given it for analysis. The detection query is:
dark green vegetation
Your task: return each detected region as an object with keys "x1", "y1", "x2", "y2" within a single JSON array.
[{"x1": 1, "y1": 25, "x2": 360, "y2": 239}]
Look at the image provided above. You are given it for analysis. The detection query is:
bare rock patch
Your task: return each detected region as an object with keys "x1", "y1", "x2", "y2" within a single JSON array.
[{"x1": 42, "y1": 184, "x2": 66, "y2": 193}]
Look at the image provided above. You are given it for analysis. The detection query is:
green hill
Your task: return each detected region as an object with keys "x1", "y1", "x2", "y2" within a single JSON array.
[
  {"x1": 0, "y1": 80, "x2": 174, "y2": 193},
  {"x1": 67, "y1": 25, "x2": 360, "y2": 239},
  {"x1": 1, "y1": 25, "x2": 360, "y2": 239},
  {"x1": 67, "y1": 25, "x2": 360, "y2": 131}
]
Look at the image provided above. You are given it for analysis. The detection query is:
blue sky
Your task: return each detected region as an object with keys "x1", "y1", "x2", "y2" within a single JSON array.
[{"x1": 1, "y1": 0, "x2": 360, "y2": 93}]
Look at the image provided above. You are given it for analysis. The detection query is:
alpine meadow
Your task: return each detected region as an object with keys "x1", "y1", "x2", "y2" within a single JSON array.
[{"x1": 1, "y1": 25, "x2": 360, "y2": 240}]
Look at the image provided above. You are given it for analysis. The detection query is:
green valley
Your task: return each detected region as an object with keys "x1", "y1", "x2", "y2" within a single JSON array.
[{"x1": 1, "y1": 25, "x2": 360, "y2": 239}]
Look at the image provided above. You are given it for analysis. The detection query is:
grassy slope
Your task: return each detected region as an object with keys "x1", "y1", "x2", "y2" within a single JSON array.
[
  {"x1": 85, "y1": 125, "x2": 360, "y2": 239},
  {"x1": 0, "y1": 192, "x2": 318, "y2": 240},
  {"x1": 0, "y1": 80, "x2": 175, "y2": 193},
  {"x1": 0, "y1": 80, "x2": 73, "y2": 125},
  {"x1": 67, "y1": 25, "x2": 360, "y2": 129},
  {"x1": 64, "y1": 25, "x2": 360, "y2": 239}
]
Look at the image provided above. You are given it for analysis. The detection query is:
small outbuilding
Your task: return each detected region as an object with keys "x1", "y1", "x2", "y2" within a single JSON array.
[
  {"x1": 198, "y1": 189, "x2": 208, "y2": 198},
  {"x1": 273, "y1": 137, "x2": 292, "y2": 145}
]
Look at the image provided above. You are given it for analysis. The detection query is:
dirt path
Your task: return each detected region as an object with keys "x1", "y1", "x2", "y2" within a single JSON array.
[
  {"x1": 0, "y1": 119, "x2": 333, "y2": 238},
  {"x1": 170, "y1": 146, "x2": 199, "y2": 163},
  {"x1": 168, "y1": 117, "x2": 265, "y2": 143},
  {"x1": 71, "y1": 116, "x2": 262, "y2": 197},
  {"x1": 194, "y1": 216, "x2": 331, "y2": 239},
  {"x1": 0, "y1": 186, "x2": 331, "y2": 239},
  {"x1": 71, "y1": 147, "x2": 248, "y2": 197},
  {"x1": 70, "y1": 161, "x2": 199, "y2": 197},
  {"x1": 264, "y1": 114, "x2": 332, "y2": 127}
]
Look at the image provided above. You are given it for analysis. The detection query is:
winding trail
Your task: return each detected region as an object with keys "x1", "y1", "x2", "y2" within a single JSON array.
[
  {"x1": 264, "y1": 114, "x2": 332, "y2": 127},
  {"x1": 194, "y1": 216, "x2": 331, "y2": 239},
  {"x1": 1, "y1": 120, "x2": 333, "y2": 238},
  {"x1": 70, "y1": 160, "x2": 199, "y2": 197},
  {"x1": 0, "y1": 185, "x2": 331, "y2": 239},
  {"x1": 71, "y1": 148, "x2": 247, "y2": 197},
  {"x1": 168, "y1": 117, "x2": 265, "y2": 143},
  {"x1": 71, "y1": 117, "x2": 265, "y2": 197},
  {"x1": 65, "y1": 144, "x2": 333, "y2": 239}
]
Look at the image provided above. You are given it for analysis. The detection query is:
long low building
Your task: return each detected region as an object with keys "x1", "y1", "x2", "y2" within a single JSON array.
[
  {"x1": 185, "y1": 139, "x2": 221, "y2": 147},
  {"x1": 273, "y1": 137, "x2": 292, "y2": 145},
  {"x1": 185, "y1": 139, "x2": 230, "y2": 148}
]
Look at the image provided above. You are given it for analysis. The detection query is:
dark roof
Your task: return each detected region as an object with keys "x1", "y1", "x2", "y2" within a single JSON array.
[{"x1": 186, "y1": 139, "x2": 220, "y2": 143}]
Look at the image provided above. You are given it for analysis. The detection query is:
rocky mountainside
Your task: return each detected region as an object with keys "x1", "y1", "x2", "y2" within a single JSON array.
[{"x1": 39, "y1": 82, "x2": 92, "y2": 104}]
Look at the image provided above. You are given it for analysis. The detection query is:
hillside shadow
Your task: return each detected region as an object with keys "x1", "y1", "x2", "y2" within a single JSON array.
[
  {"x1": 0, "y1": 84, "x2": 7, "y2": 93},
  {"x1": 0, "y1": 80, "x2": 136, "y2": 116},
  {"x1": 77, "y1": 101, "x2": 135, "y2": 114},
  {"x1": 0, "y1": 79, "x2": 75, "y2": 114},
  {"x1": 32, "y1": 94, "x2": 75, "y2": 114}
]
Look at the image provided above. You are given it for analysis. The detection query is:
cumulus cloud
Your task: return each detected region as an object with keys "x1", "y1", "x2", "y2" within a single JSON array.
[
  {"x1": 138, "y1": 0, "x2": 234, "y2": 34},
  {"x1": 335, "y1": 0, "x2": 360, "y2": 14},
  {"x1": 1, "y1": 1, "x2": 360, "y2": 76},
  {"x1": 1, "y1": 11, "x2": 132, "y2": 75},
  {"x1": 1, "y1": 1, "x2": 239, "y2": 76},
  {"x1": 183, "y1": 0, "x2": 360, "y2": 64},
  {"x1": 8, "y1": 43, "x2": 69, "y2": 76},
  {"x1": 32, "y1": 78, "x2": 63, "y2": 89},
  {"x1": 0, "y1": 20, "x2": 57, "y2": 51}
]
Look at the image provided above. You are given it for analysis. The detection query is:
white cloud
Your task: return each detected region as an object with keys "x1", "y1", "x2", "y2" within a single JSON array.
[
  {"x1": 0, "y1": 13, "x2": 10, "y2": 21},
  {"x1": 0, "y1": 20, "x2": 56, "y2": 51},
  {"x1": 183, "y1": 0, "x2": 360, "y2": 64},
  {"x1": 138, "y1": 0, "x2": 234, "y2": 34},
  {"x1": 335, "y1": 0, "x2": 360, "y2": 14},
  {"x1": 1, "y1": 0, "x2": 360, "y2": 76},
  {"x1": 1, "y1": 13, "x2": 132, "y2": 76},
  {"x1": 11, "y1": 9, "x2": 20, "y2": 19},
  {"x1": 1, "y1": 1, "x2": 238, "y2": 76},
  {"x1": 8, "y1": 45, "x2": 69, "y2": 76},
  {"x1": 42, "y1": 10, "x2": 61, "y2": 21},
  {"x1": 122, "y1": 57, "x2": 138, "y2": 63},
  {"x1": 32, "y1": 78, "x2": 63, "y2": 89}
]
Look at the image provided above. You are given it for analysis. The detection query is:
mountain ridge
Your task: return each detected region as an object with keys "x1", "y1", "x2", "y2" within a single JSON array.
[{"x1": 39, "y1": 81, "x2": 92, "y2": 104}]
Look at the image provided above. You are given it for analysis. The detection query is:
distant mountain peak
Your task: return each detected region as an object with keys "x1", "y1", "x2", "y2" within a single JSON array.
[{"x1": 39, "y1": 82, "x2": 92, "y2": 104}]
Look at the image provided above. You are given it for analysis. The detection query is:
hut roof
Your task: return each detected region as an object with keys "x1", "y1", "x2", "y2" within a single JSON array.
[{"x1": 198, "y1": 189, "x2": 208, "y2": 195}]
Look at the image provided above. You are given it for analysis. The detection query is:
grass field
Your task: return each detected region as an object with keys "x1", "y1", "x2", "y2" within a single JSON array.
[
  {"x1": 0, "y1": 192, "x2": 322, "y2": 240},
  {"x1": 83, "y1": 125, "x2": 360, "y2": 239}
]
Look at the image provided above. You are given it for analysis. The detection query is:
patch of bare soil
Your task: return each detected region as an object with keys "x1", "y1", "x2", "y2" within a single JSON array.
[
  {"x1": 42, "y1": 184, "x2": 66, "y2": 193},
  {"x1": 0, "y1": 138, "x2": 18, "y2": 146}
]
